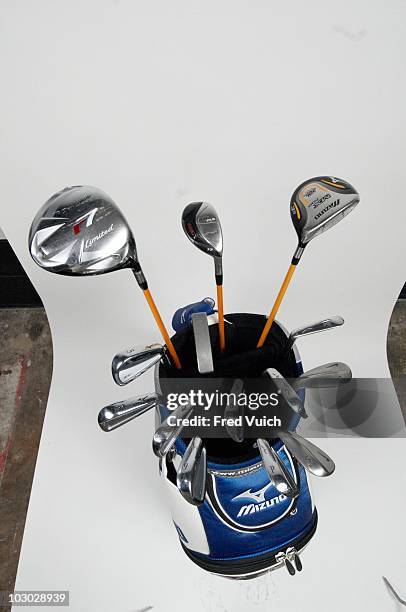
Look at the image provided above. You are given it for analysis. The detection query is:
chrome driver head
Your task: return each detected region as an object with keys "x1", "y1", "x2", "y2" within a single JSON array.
[
  {"x1": 182, "y1": 202, "x2": 223, "y2": 259},
  {"x1": 29, "y1": 185, "x2": 137, "y2": 276},
  {"x1": 290, "y1": 176, "x2": 359, "y2": 246}
]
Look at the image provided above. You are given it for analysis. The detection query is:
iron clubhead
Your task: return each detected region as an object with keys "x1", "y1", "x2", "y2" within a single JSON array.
[
  {"x1": 98, "y1": 393, "x2": 157, "y2": 432},
  {"x1": 152, "y1": 401, "x2": 194, "y2": 458},
  {"x1": 176, "y1": 437, "x2": 207, "y2": 506},
  {"x1": 290, "y1": 176, "x2": 359, "y2": 248},
  {"x1": 278, "y1": 431, "x2": 335, "y2": 477},
  {"x1": 112, "y1": 343, "x2": 164, "y2": 386},
  {"x1": 294, "y1": 362, "x2": 352, "y2": 389},
  {"x1": 257, "y1": 438, "x2": 299, "y2": 498},
  {"x1": 265, "y1": 368, "x2": 307, "y2": 418},
  {"x1": 287, "y1": 316, "x2": 345, "y2": 350},
  {"x1": 29, "y1": 185, "x2": 137, "y2": 276}
]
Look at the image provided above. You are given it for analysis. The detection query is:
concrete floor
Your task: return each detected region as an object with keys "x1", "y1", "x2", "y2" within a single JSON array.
[
  {"x1": 0, "y1": 302, "x2": 404, "y2": 610},
  {"x1": 0, "y1": 309, "x2": 52, "y2": 610}
]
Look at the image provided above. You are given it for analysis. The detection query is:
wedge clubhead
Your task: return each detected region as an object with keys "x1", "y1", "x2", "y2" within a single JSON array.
[
  {"x1": 98, "y1": 393, "x2": 157, "y2": 432},
  {"x1": 153, "y1": 401, "x2": 194, "y2": 458},
  {"x1": 257, "y1": 177, "x2": 359, "y2": 347},
  {"x1": 257, "y1": 438, "x2": 299, "y2": 498},
  {"x1": 286, "y1": 316, "x2": 345, "y2": 351},
  {"x1": 265, "y1": 368, "x2": 307, "y2": 418},
  {"x1": 29, "y1": 185, "x2": 181, "y2": 368},
  {"x1": 182, "y1": 202, "x2": 225, "y2": 352},
  {"x1": 112, "y1": 343, "x2": 164, "y2": 386},
  {"x1": 293, "y1": 362, "x2": 352, "y2": 390},
  {"x1": 176, "y1": 436, "x2": 207, "y2": 505},
  {"x1": 278, "y1": 431, "x2": 335, "y2": 477}
]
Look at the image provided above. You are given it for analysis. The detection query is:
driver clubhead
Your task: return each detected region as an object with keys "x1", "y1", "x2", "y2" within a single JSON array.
[
  {"x1": 182, "y1": 202, "x2": 223, "y2": 259},
  {"x1": 290, "y1": 176, "x2": 359, "y2": 246},
  {"x1": 112, "y1": 343, "x2": 164, "y2": 386},
  {"x1": 29, "y1": 185, "x2": 137, "y2": 276}
]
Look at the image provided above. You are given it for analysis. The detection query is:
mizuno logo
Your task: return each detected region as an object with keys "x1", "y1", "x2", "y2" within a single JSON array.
[
  {"x1": 232, "y1": 482, "x2": 288, "y2": 517},
  {"x1": 314, "y1": 199, "x2": 340, "y2": 220}
]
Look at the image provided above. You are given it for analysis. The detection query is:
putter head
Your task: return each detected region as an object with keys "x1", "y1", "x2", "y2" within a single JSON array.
[
  {"x1": 29, "y1": 185, "x2": 137, "y2": 276},
  {"x1": 112, "y1": 343, "x2": 163, "y2": 386},
  {"x1": 182, "y1": 202, "x2": 223, "y2": 259},
  {"x1": 290, "y1": 176, "x2": 359, "y2": 247}
]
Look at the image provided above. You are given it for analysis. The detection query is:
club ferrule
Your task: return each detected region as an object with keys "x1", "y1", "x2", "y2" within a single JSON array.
[
  {"x1": 214, "y1": 256, "x2": 223, "y2": 285},
  {"x1": 291, "y1": 243, "x2": 306, "y2": 265},
  {"x1": 132, "y1": 263, "x2": 148, "y2": 290}
]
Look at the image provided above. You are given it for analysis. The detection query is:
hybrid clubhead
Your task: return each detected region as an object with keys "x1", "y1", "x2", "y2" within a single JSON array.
[
  {"x1": 112, "y1": 343, "x2": 164, "y2": 386},
  {"x1": 257, "y1": 177, "x2": 359, "y2": 347},
  {"x1": 278, "y1": 431, "x2": 335, "y2": 477},
  {"x1": 176, "y1": 436, "x2": 207, "y2": 506},
  {"x1": 98, "y1": 393, "x2": 157, "y2": 432},
  {"x1": 29, "y1": 186, "x2": 181, "y2": 368},
  {"x1": 286, "y1": 316, "x2": 345, "y2": 351},
  {"x1": 257, "y1": 438, "x2": 299, "y2": 498},
  {"x1": 182, "y1": 202, "x2": 225, "y2": 352}
]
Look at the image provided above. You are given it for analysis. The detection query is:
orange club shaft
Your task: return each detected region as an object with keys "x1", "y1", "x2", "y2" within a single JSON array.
[
  {"x1": 257, "y1": 263, "x2": 297, "y2": 348},
  {"x1": 143, "y1": 288, "x2": 182, "y2": 369},
  {"x1": 216, "y1": 284, "x2": 225, "y2": 353}
]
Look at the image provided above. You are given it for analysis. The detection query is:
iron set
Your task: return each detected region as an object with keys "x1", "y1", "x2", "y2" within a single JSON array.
[{"x1": 28, "y1": 176, "x2": 360, "y2": 507}]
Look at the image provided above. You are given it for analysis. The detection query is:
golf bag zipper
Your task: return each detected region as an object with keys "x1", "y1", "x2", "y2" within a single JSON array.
[{"x1": 275, "y1": 547, "x2": 302, "y2": 576}]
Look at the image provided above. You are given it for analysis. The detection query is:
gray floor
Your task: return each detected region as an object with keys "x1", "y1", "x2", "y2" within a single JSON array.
[{"x1": 0, "y1": 302, "x2": 404, "y2": 610}]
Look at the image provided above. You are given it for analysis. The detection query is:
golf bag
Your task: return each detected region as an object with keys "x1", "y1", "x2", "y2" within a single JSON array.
[{"x1": 155, "y1": 313, "x2": 318, "y2": 579}]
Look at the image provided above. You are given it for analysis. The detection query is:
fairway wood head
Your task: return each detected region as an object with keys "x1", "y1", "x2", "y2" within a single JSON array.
[
  {"x1": 29, "y1": 185, "x2": 138, "y2": 276},
  {"x1": 98, "y1": 393, "x2": 157, "y2": 432},
  {"x1": 112, "y1": 343, "x2": 163, "y2": 386},
  {"x1": 182, "y1": 202, "x2": 223, "y2": 259},
  {"x1": 176, "y1": 437, "x2": 207, "y2": 505},
  {"x1": 290, "y1": 176, "x2": 359, "y2": 248},
  {"x1": 294, "y1": 362, "x2": 352, "y2": 389}
]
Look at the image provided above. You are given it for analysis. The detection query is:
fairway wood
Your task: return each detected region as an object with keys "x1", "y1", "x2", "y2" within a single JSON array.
[
  {"x1": 293, "y1": 362, "x2": 352, "y2": 390},
  {"x1": 224, "y1": 378, "x2": 245, "y2": 443},
  {"x1": 278, "y1": 431, "x2": 335, "y2": 477},
  {"x1": 98, "y1": 393, "x2": 157, "y2": 432},
  {"x1": 153, "y1": 401, "x2": 194, "y2": 458},
  {"x1": 112, "y1": 343, "x2": 164, "y2": 386},
  {"x1": 290, "y1": 176, "x2": 360, "y2": 257},
  {"x1": 257, "y1": 177, "x2": 359, "y2": 348},
  {"x1": 182, "y1": 202, "x2": 226, "y2": 352},
  {"x1": 257, "y1": 438, "x2": 299, "y2": 498},
  {"x1": 176, "y1": 437, "x2": 207, "y2": 505},
  {"x1": 192, "y1": 312, "x2": 214, "y2": 374},
  {"x1": 29, "y1": 185, "x2": 181, "y2": 368},
  {"x1": 286, "y1": 316, "x2": 344, "y2": 351},
  {"x1": 265, "y1": 368, "x2": 307, "y2": 418}
]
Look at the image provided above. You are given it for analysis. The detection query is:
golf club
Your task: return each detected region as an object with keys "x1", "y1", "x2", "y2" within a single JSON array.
[
  {"x1": 29, "y1": 185, "x2": 182, "y2": 369},
  {"x1": 257, "y1": 177, "x2": 359, "y2": 347},
  {"x1": 277, "y1": 430, "x2": 335, "y2": 477},
  {"x1": 152, "y1": 401, "x2": 194, "y2": 458},
  {"x1": 182, "y1": 202, "x2": 225, "y2": 353},
  {"x1": 285, "y1": 316, "x2": 344, "y2": 352},
  {"x1": 176, "y1": 436, "x2": 207, "y2": 505},
  {"x1": 293, "y1": 362, "x2": 352, "y2": 390},
  {"x1": 192, "y1": 312, "x2": 214, "y2": 374},
  {"x1": 265, "y1": 368, "x2": 307, "y2": 418},
  {"x1": 112, "y1": 343, "x2": 164, "y2": 386},
  {"x1": 224, "y1": 378, "x2": 245, "y2": 443},
  {"x1": 98, "y1": 393, "x2": 157, "y2": 432},
  {"x1": 257, "y1": 438, "x2": 299, "y2": 498}
]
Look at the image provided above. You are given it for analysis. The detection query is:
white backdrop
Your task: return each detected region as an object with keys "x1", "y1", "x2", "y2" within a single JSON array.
[{"x1": 1, "y1": 1, "x2": 406, "y2": 610}]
